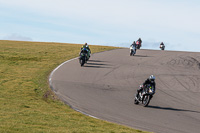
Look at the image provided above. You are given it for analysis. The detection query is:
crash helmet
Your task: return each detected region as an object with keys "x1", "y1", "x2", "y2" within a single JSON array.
[{"x1": 149, "y1": 75, "x2": 155, "y2": 82}]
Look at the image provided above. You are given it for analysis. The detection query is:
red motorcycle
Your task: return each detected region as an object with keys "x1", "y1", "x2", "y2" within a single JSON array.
[{"x1": 136, "y1": 41, "x2": 141, "y2": 49}]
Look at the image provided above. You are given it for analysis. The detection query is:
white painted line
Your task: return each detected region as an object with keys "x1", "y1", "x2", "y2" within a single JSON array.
[
  {"x1": 48, "y1": 56, "x2": 101, "y2": 120},
  {"x1": 49, "y1": 57, "x2": 78, "y2": 85}
]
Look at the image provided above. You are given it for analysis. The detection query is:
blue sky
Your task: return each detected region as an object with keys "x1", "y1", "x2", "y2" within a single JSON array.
[{"x1": 1, "y1": 0, "x2": 200, "y2": 52}]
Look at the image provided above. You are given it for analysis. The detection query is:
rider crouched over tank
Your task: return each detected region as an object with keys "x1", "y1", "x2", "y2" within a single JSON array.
[
  {"x1": 137, "y1": 75, "x2": 156, "y2": 97},
  {"x1": 135, "y1": 75, "x2": 156, "y2": 107},
  {"x1": 130, "y1": 41, "x2": 137, "y2": 56},
  {"x1": 160, "y1": 42, "x2": 165, "y2": 50},
  {"x1": 80, "y1": 43, "x2": 91, "y2": 60},
  {"x1": 136, "y1": 38, "x2": 142, "y2": 49}
]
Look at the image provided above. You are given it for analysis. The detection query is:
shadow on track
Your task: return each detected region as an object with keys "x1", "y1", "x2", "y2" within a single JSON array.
[
  {"x1": 86, "y1": 62, "x2": 107, "y2": 66},
  {"x1": 84, "y1": 60, "x2": 111, "y2": 68},
  {"x1": 134, "y1": 55, "x2": 152, "y2": 57},
  {"x1": 147, "y1": 105, "x2": 200, "y2": 114},
  {"x1": 84, "y1": 65, "x2": 110, "y2": 68},
  {"x1": 88, "y1": 60, "x2": 107, "y2": 62}
]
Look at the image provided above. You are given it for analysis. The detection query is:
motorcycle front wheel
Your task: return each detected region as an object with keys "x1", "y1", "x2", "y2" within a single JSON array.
[
  {"x1": 134, "y1": 95, "x2": 139, "y2": 104},
  {"x1": 130, "y1": 50, "x2": 133, "y2": 56},
  {"x1": 79, "y1": 58, "x2": 85, "y2": 67},
  {"x1": 134, "y1": 99, "x2": 139, "y2": 104},
  {"x1": 143, "y1": 95, "x2": 150, "y2": 107}
]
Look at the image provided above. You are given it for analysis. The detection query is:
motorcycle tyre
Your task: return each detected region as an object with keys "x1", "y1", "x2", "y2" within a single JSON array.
[
  {"x1": 130, "y1": 50, "x2": 135, "y2": 56},
  {"x1": 134, "y1": 97, "x2": 139, "y2": 104},
  {"x1": 143, "y1": 95, "x2": 151, "y2": 107},
  {"x1": 134, "y1": 99, "x2": 139, "y2": 104},
  {"x1": 79, "y1": 58, "x2": 85, "y2": 67}
]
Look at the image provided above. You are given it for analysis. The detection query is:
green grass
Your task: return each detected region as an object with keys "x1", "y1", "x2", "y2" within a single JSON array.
[{"x1": 0, "y1": 40, "x2": 150, "y2": 133}]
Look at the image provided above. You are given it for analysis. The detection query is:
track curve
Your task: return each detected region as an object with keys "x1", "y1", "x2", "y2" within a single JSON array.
[{"x1": 50, "y1": 48, "x2": 200, "y2": 133}]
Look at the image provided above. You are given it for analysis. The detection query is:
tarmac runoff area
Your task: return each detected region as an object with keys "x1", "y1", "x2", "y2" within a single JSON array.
[{"x1": 50, "y1": 48, "x2": 200, "y2": 133}]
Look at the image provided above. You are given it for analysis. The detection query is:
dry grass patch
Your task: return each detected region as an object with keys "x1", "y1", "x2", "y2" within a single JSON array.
[{"x1": 0, "y1": 40, "x2": 149, "y2": 133}]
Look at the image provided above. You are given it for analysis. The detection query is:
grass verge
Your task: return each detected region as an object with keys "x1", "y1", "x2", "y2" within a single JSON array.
[{"x1": 0, "y1": 40, "x2": 149, "y2": 133}]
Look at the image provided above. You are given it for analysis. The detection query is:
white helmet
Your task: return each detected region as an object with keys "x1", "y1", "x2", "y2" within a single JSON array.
[{"x1": 149, "y1": 75, "x2": 155, "y2": 82}]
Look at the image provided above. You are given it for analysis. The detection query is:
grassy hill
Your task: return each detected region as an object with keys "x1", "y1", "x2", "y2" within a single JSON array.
[{"x1": 0, "y1": 40, "x2": 149, "y2": 133}]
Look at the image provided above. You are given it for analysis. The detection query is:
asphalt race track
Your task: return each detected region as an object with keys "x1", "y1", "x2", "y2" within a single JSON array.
[{"x1": 50, "y1": 48, "x2": 200, "y2": 133}]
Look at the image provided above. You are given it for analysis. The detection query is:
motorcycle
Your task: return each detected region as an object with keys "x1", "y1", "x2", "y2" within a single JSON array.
[
  {"x1": 160, "y1": 45, "x2": 165, "y2": 50},
  {"x1": 79, "y1": 48, "x2": 89, "y2": 66},
  {"x1": 136, "y1": 41, "x2": 141, "y2": 49},
  {"x1": 134, "y1": 84, "x2": 155, "y2": 107},
  {"x1": 79, "y1": 53, "x2": 87, "y2": 66},
  {"x1": 130, "y1": 45, "x2": 136, "y2": 56}
]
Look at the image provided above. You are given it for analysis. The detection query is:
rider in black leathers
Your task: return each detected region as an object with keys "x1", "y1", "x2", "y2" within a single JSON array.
[
  {"x1": 80, "y1": 43, "x2": 91, "y2": 59},
  {"x1": 131, "y1": 41, "x2": 136, "y2": 47},
  {"x1": 136, "y1": 75, "x2": 156, "y2": 98},
  {"x1": 137, "y1": 38, "x2": 142, "y2": 44},
  {"x1": 160, "y1": 42, "x2": 165, "y2": 48},
  {"x1": 79, "y1": 47, "x2": 88, "y2": 56}
]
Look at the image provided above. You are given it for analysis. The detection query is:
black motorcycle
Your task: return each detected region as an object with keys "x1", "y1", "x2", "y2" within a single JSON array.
[
  {"x1": 79, "y1": 52, "x2": 87, "y2": 66},
  {"x1": 134, "y1": 84, "x2": 155, "y2": 107}
]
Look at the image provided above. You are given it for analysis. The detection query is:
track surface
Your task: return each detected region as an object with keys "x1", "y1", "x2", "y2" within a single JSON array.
[{"x1": 50, "y1": 49, "x2": 200, "y2": 133}]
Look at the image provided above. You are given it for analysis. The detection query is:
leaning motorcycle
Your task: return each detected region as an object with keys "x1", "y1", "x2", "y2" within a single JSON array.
[
  {"x1": 134, "y1": 84, "x2": 155, "y2": 107},
  {"x1": 160, "y1": 45, "x2": 165, "y2": 50},
  {"x1": 79, "y1": 52, "x2": 87, "y2": 66},
  {"x1": 136, "y1": 41, "x2": 141, "y2": 49},
  {"x1": 130, "y1": 45, "x2": 136, "y2": 56}
]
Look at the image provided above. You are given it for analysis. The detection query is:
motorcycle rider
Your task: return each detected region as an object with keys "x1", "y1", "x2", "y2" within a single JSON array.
[
  {"x1": 130, "y1": 41, "x2": 137, "y2": 53},
  {"x1": 80, "y1": 47, "x2": 88, "y2": 55},
  {"x1": 136, "y1": 75, "x2": 156, "y2": 99},
  {"x1": 79, "y1": 47, "x2": 89, "y2": 65},
  {"x1": 160, "y1": 42, "x2": 165, "y2": 48},
  {"x1": 81, "y1": 43, "x2": 91, "y2": 59},
  {"x1": 137, "y1": 38, "x2": 142, "y2": 44},
  {"x1": 136, "y1": 38, "x2": 142, "y2": 48}
]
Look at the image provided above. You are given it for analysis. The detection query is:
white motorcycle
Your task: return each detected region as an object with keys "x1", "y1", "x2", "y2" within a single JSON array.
[{"x1": 130, "y1": 45, "x2": 136, "y2": 56}]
